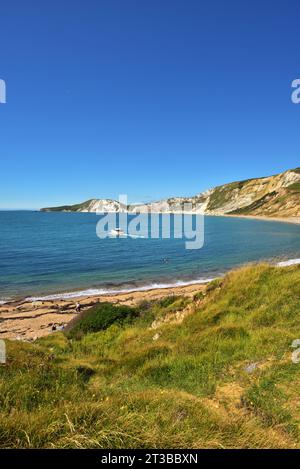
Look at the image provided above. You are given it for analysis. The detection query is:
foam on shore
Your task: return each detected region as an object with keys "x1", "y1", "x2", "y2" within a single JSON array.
[
  {"x1": 277, "y1": 258, "x2": 300, "y2": 267},
  {"x1": 11, "y1": 257, "x2": 300, "y2": 304},
  {"x1": 25, "y1": 277, "x2": 216, "y2": 302},
  {"x1": 0, "y1": 298, "x2": 11, "y2": 305}
]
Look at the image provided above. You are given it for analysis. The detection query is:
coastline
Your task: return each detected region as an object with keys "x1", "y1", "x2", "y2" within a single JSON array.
[
  {"x1": 38, "y1": 210, "x2": 300, "y2": 225},
  {"x1": 1, "y1": 254, "x2": 300, "y2": 341},
  {"x1": 225, "y1": 214, "x2": 300, "y2": 225},
  {"x1": 1, "y1": 213, "x2": 300, "y2": 342},
  {"x1": 0, "y1": 282, "x2": 207, "y2": 341}
]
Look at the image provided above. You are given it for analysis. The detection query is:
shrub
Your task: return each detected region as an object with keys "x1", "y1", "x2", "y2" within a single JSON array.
[{"x1": 65, "y1": 302, "x2": 139, "y2": 339}]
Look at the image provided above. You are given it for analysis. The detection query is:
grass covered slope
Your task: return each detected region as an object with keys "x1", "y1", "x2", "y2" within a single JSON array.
[
  {"x1": 65, "y1": 302, "x2": 139, "y2": 339},
  {"x1": 1, "y1": 263, "x2": 300, "y2": 448},
  {"x1": 40, "y1": 167, "x2": 300, "y2": 217}
]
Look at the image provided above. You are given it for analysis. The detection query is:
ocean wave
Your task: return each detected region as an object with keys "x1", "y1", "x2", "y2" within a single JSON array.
[
  {"x1": 0, "y1": 298, "x2": 10, "y2": 305},
  {"x1": 277, "y1": 258, "x2": 300, "y2": 267},
  {"x1": 25, "y1": 277, "x2": 216, "y2": 302},
  {"x1": 18, "y1": 258, "x2": 300, "y2": 303}
]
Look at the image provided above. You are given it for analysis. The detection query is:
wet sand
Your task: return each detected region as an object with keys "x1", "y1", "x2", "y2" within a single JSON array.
[{"x1": 0, "y1": 283, "x2": 206, "y2": 341}]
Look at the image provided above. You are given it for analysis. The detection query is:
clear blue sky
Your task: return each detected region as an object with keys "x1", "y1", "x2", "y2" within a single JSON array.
[{"x1": 0, "y1": 0, "x2": 299, "y2": 209}]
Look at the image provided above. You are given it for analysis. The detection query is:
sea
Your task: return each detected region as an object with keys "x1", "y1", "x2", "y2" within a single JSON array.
[{"x1": 0, "y1": 211, "x2": 300, "y2": 303}]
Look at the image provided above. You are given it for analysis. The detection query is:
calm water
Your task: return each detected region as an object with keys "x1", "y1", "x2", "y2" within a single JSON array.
[{"x1": 0, "y1": 211, "x2": 300, "y2": 301}]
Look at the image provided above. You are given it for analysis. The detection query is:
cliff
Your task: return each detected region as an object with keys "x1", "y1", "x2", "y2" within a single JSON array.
[{"x1": 41, "y1": 167, "x2": 300, "y2": 218}]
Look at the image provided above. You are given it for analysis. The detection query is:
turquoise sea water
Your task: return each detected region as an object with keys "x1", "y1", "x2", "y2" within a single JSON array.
[{"x1": 0, "y1": 211, "x2": 300, "y2": 302}]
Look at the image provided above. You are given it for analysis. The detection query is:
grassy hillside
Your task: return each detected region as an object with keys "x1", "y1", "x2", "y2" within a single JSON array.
[
  {"x1": 40, "y1": 200, "x2": 94, "y2": 212},
  {"x1": 210, "y1": 168, "x2": 300, "y2": 217},
  {"x1": 1, "y1": 263, "x2": 300, "y2": 448},
  {"x1": 40, "y1": 167, "x2": 300, "y2": 218}
]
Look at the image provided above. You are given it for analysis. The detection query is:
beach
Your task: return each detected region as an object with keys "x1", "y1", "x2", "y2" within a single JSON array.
[
  {"x1": 0, "y1": 282, "x2": 206, "y2": 341},
  {"x1": 1, "y1": 212, "x2": 300, "y2": 342},
  {"x1": 228, "y1": 214, "x2": 300, "y2": 225}
]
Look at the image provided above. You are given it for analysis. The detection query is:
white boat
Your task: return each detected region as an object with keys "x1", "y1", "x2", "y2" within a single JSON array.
[{"x1": 110, "y1": 228, "x2": 125, "y2": 236}]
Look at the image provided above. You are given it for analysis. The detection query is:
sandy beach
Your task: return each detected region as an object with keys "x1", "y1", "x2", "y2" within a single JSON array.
[
  {"x1": 228, "y1": 214, "x2": 300, "y2": 225},
  {"x1": 1, "y1": 214, "x2": 299, "y2": 342},
  {"x1": 0, "y1": 283, "x2": 206, "y2": 341}
]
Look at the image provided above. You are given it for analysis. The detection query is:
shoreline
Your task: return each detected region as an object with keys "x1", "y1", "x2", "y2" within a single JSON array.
[
  {"x1": 12, "y1": 208, "x2": 300, "y2": 225},
  {"x1": 40, "y1": 210, "x2": 300, "y2": 225},
  {"x1": 0, "y1": 282, "x2": 207, "y2": 341},
  {"x1": 1, "y1": 255, "x2": 300, "y2": 341},
  {"x1": 225, "y1": 214, "x2": 300, "y2": 225},
  {"x1": 24, "y1": 276, "x2": 215, "y2": 302},
  {"x1": 1, "y1": 214, "x2": 300, "y2": 342},
  {"x1": 1, "y1": 255, "x2": 300, "y2": 342}
]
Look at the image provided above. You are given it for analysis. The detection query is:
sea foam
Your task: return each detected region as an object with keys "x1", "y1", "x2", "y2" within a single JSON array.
[
  {"x1": 25, "y1": 277, "x2": 215, "y2": 302},
  {"x1": 24, "y1": 257, "x2": 300, "y2": 302},
  {"x1": 277, "y1": 258, "x2": 300, "y2": 267}
]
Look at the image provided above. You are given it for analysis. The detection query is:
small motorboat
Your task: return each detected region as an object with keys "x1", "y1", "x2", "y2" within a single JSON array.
[{"x1": 110, "y1": 228, "x2": 125, "y2": 236}]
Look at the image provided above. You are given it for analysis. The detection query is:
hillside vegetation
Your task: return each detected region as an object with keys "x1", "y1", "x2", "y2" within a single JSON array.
[
  {"x1": 41, "y1": 167, "x2": 300, "y2": 218},
  {"x1": 1, "y1": 263, "x2": 300, "y2": 448}
]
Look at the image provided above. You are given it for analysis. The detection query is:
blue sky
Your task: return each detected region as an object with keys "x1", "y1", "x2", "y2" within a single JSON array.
[{"x1": 0, "y1": 0, "x2": 299, "y2": 209}]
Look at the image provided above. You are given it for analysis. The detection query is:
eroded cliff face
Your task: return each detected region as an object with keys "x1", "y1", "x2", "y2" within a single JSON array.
[
  {"x1": 204, "y1": 168, "x2": 300, "y2": 216},
  {"x1": 41, "y1": 199, "x2": 127, "y2": 213},
  {"x1": 41, "y1": 168, "x2": 300, "y2": 218},
  {"x1": 80, "y1": 199, "x2": 127, "y2": 213}
]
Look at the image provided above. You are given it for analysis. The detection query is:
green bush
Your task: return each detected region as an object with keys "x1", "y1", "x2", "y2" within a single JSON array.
[{"x1": 65, "y1": 302, "x2": 139, "y2": 339}]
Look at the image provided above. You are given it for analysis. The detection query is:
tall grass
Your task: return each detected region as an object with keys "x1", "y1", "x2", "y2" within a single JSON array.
[{"x1": 1, "y1": 263, "x2": 300, "y2": 448}]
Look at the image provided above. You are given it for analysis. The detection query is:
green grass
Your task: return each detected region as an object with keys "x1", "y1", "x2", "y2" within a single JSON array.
[
  {"x1": 41, "y1": 199, "x2": 95, "y2": 212},
  {"x1": 287, "y1": 182, "x2": 300, "y2": 193},
  {"x1": 229, "y1": 191, "x2": 278, "y2": 215},
  {"x1": 1, "y1": 263, "x2": 300, "y2": 448},
  {"x1": 207, "y1": 180, "x2": 251, "y2": 211},
  {"x1": 65, "y1": 302, "x2": 139, "y2": 339}
]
